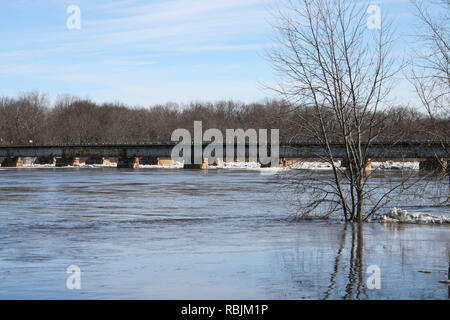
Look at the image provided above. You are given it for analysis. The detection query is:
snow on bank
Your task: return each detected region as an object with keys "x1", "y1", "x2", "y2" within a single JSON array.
[{"x1": 373, "y1": 207, "x2": 450, "y2": 224}]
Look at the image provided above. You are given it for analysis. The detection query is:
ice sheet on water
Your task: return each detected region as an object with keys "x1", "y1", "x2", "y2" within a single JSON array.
[
  {"x1": 6, "y1": 160, "x2": 423, "y2": 171},
  {"x1": 372, "y1": 161, "x2": 420, "y2": 170},
  {"x1": 21, "y1": 164, "x2": 56, "y2": 168},
  {"x1": 288, "y1": 160, "x2": 420, "y2": 170},
  {"x1": 138, "y1": 162, "x2": 184, "y2": 169},
  {"x1": 79, "y1": 164, "x2": 118, "y2": 168},
  {"x1": 289, "y1": 161, "x2": 339, "y2": 170},
  {"x1": 223, "y1": 161, "x2": 261, "y2": 169},
  {"x1": 373, "y1": 207, "x2": 450, "y2": 224}
]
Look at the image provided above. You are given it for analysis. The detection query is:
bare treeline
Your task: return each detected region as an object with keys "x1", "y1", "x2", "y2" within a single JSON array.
[{"x1": 0, "y1": 91, "x2": 448, "y2": 146}]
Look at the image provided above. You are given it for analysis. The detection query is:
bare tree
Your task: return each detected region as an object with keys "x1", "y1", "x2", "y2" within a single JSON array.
[
  {"x1": 410, "y1": 0, "x2": 449, "y2": 116},
  {"x1": 0, "y1": 92, "x2": 48, "y2": 145},
  {"x1": 410, "y1": 0, "x2": 449, "y2": 203},
  {"x1": 0, "y1": 92, "x2": 446, "y2": 148},
  {"x1": 268, "y1": 0, "x2": 419, "y2": 222},
  {"x1": 410, "y1": 0, "x2": 449, "y2": 160}
]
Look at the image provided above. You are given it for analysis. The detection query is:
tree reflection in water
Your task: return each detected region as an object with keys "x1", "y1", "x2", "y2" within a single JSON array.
[{"x1": 322, "y1": 223, "x2": 367, "y2": 300}]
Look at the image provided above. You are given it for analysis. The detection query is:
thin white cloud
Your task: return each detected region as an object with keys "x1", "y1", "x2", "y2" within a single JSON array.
[{"x1": 1, "y1": 0, "x2": 279, "y2": 64}]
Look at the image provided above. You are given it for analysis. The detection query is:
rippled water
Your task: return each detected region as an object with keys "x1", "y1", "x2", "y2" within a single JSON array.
[{"x1": 0, "y1": 168, "x2": 448, "y2": 299}]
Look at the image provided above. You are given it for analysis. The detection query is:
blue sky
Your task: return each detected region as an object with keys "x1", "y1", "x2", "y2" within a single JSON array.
[{"x1": 0, "y1": 0, "x2": 425, "y2": 106}]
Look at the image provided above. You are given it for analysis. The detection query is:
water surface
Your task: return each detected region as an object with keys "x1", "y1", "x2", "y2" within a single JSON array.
[{"x1": 0, "y1": 168, "x2": 448, "y2": 299}]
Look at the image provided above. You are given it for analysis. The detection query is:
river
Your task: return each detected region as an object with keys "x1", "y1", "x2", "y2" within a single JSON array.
[{"x1": 0, "y1": 168, "x2": 448, "y2": 299}]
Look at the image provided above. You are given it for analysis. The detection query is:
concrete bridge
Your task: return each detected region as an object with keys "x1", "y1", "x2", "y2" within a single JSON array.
[{"x1": 0, "y1": 142, "x2": 447, "y2": 171}]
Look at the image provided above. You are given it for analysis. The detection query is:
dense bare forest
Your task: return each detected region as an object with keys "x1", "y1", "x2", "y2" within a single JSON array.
[{"x1": 0, "y1": 91, "x2": 448, "y2": 146}]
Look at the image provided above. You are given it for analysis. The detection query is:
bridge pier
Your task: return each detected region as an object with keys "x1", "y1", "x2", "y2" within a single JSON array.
[
  {"x1": 156, "y1": 157, "x2": 174, "y2": 166},
  {"x1": 365, "y1": 158, "x2": 372, "y2": 175},
  {"x1": 117, "y1": 157, "x2": 140, "y2": 169},
  {"x1": 184, "y1": 158, "x2": 209, "y2": 169},
  {"x1": 202, "y1": 158, "x2": 209, "y2": 169},
  {"x1": 55, "y1": 157, "x2": 81, "y2": 167},
  {"x1": 419, "y1": 158, "x2": 448, "y2": 173},
  {"x1": 1, "y1": 157, "x2": 24, "y2": 167}
]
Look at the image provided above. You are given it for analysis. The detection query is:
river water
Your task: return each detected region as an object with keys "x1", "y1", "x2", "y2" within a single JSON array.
[{"x1": 0, "y1": 168, "x2": 448, "y2": 299}]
